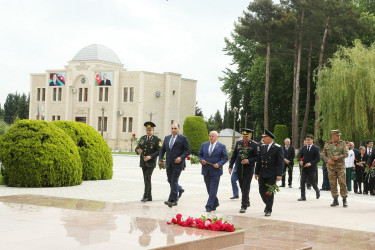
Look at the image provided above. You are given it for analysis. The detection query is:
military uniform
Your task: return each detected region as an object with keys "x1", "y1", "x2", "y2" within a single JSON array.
[
  {"x1": 135, "y1": 122, "x2": 162, "y2": 202},
  {"x1": 322, "y1": 130, "x2": 349, "y2": 206},
  {"x1": 255, "y1": 129, "x2": 284, "y2": 216},
  {"x1": 229, "y1": 128, "x2": 259, "y2": 212}
]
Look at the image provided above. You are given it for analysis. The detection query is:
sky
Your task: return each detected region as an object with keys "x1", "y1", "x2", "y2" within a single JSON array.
[{"x1": 0, "y1": 0, "x2": 250, "y2": 118}]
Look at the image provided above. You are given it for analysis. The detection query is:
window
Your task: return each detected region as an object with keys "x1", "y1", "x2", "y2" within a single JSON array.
[
  {"x1": 171, "y1": 120, "x2": 174, "y2": 125},
  {"x1": 98, "y1": 117, "x2": 108, "y2": 132},
  {"x1": 52, "y1": 87, "x2": 62, "y2": 101},
  {"x1": 53, "y1": 88, "x2": 57, "y2": 101},
  {"x1": 51, "y1": 115, "x2": 61, "y2": 121},
  {"x1": 123, "y1": 87, "x2": 135, "y2": 102},
  {"x1": 37, "y1": 88, "x2": 41, "y2": 101},
  {"x1": 79, "y1": 88, "x2": 88, "y2": 102},
  {"x1": 99, "y1": 87, "x2": 109, "y2": 102},
  {"x1": 173, "y1": 90, "x2": 176, "y2": 95},
  {"x1": 122, "y1": 117, "x2": 133, "y2": 132},
  {"x1": 42, "y1": 88, "x2": 46, "y2": 101}
]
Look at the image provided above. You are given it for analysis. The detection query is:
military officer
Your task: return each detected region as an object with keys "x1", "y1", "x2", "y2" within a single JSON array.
[
  {"x1": 255, "y1": 129, "x2": 284, "y2": 217},
  {"x1": 322, "y1": 130, "x2": 349, "y2": 207},
  {"x1": 229, "y1": 128, "x2": 259, "y2": 213},
  {"x1": 135, "y1": 121, "x2": 162, "y2": 202}
]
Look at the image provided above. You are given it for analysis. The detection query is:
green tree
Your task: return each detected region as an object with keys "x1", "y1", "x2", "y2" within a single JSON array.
[
  {"x1": 213, "y1": 110, "x2": 223, "y2": 130},
  {"x1": 183, "y1": 116, "x2": 209, "y2": 155},
  {"x1": 223, "y1": 102, "x2": 229, "y2": 128},
  {"x1": 317, "y1": 40, "x2": 375, "y2": 141},
  {"x1": 0, "y1": 103, "x2": 4, "y2": 121},
  {"x1": 195, "y1": 101, "x2": 203, "y2": 117},
  {"x1": 205, "y1": 116, "x2": 219, "y2": 132},
  {"x1": 3, "y1": 92, "x2": 29, "y2": 124},
  {"x1": 0, "y1": 120, "x2": 10, "y2": 136},
  {"x1": 274, "y1": 125, "x2": 288, "y2": 146}
]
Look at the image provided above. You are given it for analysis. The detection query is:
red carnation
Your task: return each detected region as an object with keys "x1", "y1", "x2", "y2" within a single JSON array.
[
  {"x1": 160, "y1": 160, "x2": 164, "y2": 163},
  {"x1": 176, "y1": 214, "x2": 182, "y2": 220},
  {"x1": 132, "y1": 133, "x2": 136, "y2": 137},
  {"x1": 167, "y1": 221, "x2": 171, "y2": 225},
  {"x1": 335, "y1": 144, "x2": 338, "y2": 147},
  {"x1": 265, "y1": 191, "x2": 269, "y2": 196},
  {"x1": 197, "y1": 223, "x2": 205, "y2": 229},
  {"x1": 300, "y1": 158, "x2": 303, "y2": 161},
  {"x1": 225, "y1": 224, "x2": 235, "y2": 232},
  {"x1": 244, "y1": 143, "x2": 248, "y2": 146},
  {"x1": 212, "y1": 224, "x2": 221, "y2": 231},
  {"x1": 369, "y1": 165, "x2": 371, "y2": 168},
  {"x1": 330, "y1": 141, "x2": 333, "y2": 144},
  {"x1": 187, "y1": 156, "x2": 190, "y2": 160},
  {"x1": 171, "y1": 218, "x2": 177, "y2": 224}
]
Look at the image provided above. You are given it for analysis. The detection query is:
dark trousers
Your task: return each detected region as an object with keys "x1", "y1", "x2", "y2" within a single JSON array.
[
  {"x1": 363, "y1": 172, "x2": 370, "y2": 193},
  {"x1": 142, "y1": 167, "x2": 155, "y2": 199},
  {"x1": 282, "y1": 164, "x2": 293, "y2": 186},
  {"x1": 166, "y1": 166, "x2": 182, "y2": 202},
  {"x1": 299, "y1": 165, "x2": 312, "y2": 188},
  {"x1": 301, "y1": 170, "x2": 319, "y2": 198},
  {"x1": 203, "y1": 174, "x2": 220, "y2": 209},
  {"x1": 354, "y1": 167, "x2": 363, "y2": 193},
  {"x1": 258, "y1": 177, "x2": 276, "y2": 213},
  {"x1": 238, "y1": 172, "x2": 253, "y2": 208},
  {"x1": 322, "y1": 165, "x2": 331, "y2": 190}
]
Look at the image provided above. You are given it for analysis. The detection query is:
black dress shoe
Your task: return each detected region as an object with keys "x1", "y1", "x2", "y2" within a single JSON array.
[
  {"x1": 316, "y1": 191, "x2": 320, "y2": 199},
  {"x1": 206, "y1": 208, "x2": 212, "y2": 212},
  {"x1": 230, "y1": 196, "x2": 239, "y2": 199},
  {"x1": 141, "y1": 198, "x2": 148, "y2": 202},
  {"x1": 297, "y1": 197, "x2": 306, "y2": 201},
  {"x1": 164, "y1": 201, "x2": 173, "y2": 207},
  {"x1": 178, "y1": 189, "x2": 185, "y2": 198},
  {"x1": 358, "y1": 191, "x2": 362, "y2": 194},
  {"x1": 288, "y1": 185, "x2": 292, "y2": 188},
  {"x1": 280, "y1": 184, "x2": 285, "y2": 187},
  {"x1": 265, "y1": 211, "x2": 271, "y2": 217},
  {"x1": 212, "y1": 204, "x2": 219, "y2": 211},
  {"x1": 172, "y1": 201, "x2": 178, "y2": 206},
  {"x1": 239, "y1": 207, "x2": 246, "y2": 213}
]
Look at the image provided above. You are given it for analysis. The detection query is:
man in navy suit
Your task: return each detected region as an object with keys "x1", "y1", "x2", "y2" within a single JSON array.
[
  {"x1": 229, "y1": 128, "x2": 259, "y2": 213},
  {"x1": 198, "y1": 131, "x2": 228, "y2": 212},
  {"x1": 297, "y1": 134, "x2": 321, "y2": 201},
  {"x1": 255, "y1": 129, "x2": 284, "y2": 217},
  {"x1": 159, "y1": 123, "x2": 191, "y2": 207}
]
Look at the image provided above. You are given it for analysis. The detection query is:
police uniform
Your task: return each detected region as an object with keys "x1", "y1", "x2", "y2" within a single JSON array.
[
  {"x1": 322, "y1": 130, "x2": 349, "y2": 207},
  {"x1": 229, "y1": 128, "x2": 259, "y2": 213},
  {"x1": 255, "y1": 129, "x2": 284, "y2": 216},
  {"x1": 135, "y1": 121, "x2": 162, "y2": 202}
]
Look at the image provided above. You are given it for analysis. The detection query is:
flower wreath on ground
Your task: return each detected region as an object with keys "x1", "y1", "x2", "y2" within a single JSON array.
[{"x1": 166, "y1": 214, "x2": 240, "y2": 232}]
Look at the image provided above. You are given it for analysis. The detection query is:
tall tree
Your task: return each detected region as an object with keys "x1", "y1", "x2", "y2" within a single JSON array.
[
  {"x1": 195, "y1": 101, "x2": 204, "y2": 117},
  {"x1": 0, "y1": 103, "x2": 4, "y2": 121},
  {"x1": 213, "y1": 110, "x2": 223, "y2": 130},
  {"x1": 223, "y1": 102, "x2": 229, "y2": 128},
  {"x1": 3, "y1": 92, "x2": 29, "y2": 124}
]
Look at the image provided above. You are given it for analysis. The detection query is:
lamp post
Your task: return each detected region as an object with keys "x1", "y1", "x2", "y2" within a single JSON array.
[
  {"x1": 231, "y1": 107, "x2": 238, "y2": 151},
  {"x1": 101, "y1": 106, "x2": 104, "y2": 137}
]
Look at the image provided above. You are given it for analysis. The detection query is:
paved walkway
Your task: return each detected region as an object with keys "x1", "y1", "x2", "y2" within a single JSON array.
[{"x1": 1, "y1": 155, "x2": 375, "y2": 249}]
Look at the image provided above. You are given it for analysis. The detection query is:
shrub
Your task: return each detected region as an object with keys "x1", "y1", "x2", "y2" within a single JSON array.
[
  {"x1": 0, "y1": 120, "x2": 82, "y2": 187},
  {"x1": 183, "y1": 116, "x2": 209, "y2": 154},
  {"x1": 0, "y1": 120, "x2": 10, "y2": 137},
  {"x1": 273, "y1": 125, "x2": 288, "y2": 146},
  {"x1": 53, "y1": 121, "x2": 113, "y2": 180}
]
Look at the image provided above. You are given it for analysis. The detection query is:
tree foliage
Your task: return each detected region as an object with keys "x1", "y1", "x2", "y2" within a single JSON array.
[
  {"x1": 317, "y1": 40, "x2": 375, "y2": 141},
  {"x1": 274, "y1": 125, "x2": 288, "y2": 146},
  {"x1": 3, "y1": 92, "x2": 29, "y2": 124}
]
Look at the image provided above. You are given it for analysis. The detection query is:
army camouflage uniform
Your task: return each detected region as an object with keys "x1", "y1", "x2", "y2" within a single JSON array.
[
  {"x1": 135, "y1": 134, "x2": 162, "y2": 200},
  {"x1": 322, "y1": 140, "x2": 349, "y2": 198}
]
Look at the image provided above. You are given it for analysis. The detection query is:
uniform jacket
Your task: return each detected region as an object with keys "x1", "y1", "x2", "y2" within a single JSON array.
[
  {"x1": 135, "y1": 134, "x2": 161, "y2": 168},
  {"x1": 283, "y1": 146, "x2": 295, "y2": 167},
  {"x1": 159, "y1": 134, "x2": 191, "y2": 171},
  {"x1": 229, "y1": 139, "x2": 259, "y2": 176},
  {"x1": 255, "y1": 142, "x2": 284, "y2": 178},
  {"x1": 297, "y1": 144, "x2": 320, "y2": 172},
  {"x1": 198, "y1": 141, "x2": 228, "y2": 177},
  {"x1": 366, "y1": 147, "x2": 375, "y2": 166},
  {"x1": 322, "y1": 140, "x2": 348, "y2": 167}
]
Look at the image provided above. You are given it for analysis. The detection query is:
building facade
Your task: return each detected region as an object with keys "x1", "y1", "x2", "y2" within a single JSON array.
[{"x1": 29, "y1": 44, "x2": 197, "y2": 150}]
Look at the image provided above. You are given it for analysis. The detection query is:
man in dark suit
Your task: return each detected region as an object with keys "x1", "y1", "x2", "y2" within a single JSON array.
[
  {"x1": 366, "y1": 141, "x2": 375, "y2": 195},
  {"x1": 229, "y1": 128, "x2": 259, "y2": 213},
  {"x1": 297, "y1": 134, "x2": 321, "y2": 201},
  {"x1": 198, "y1": 131, "x2": 228, "y2": 212},
  {"x1": 159, "y1": 123, "x2": 191, "y2": 207},
  {"x1": 135, "y1": 121, "x2": 161, "y2": 202},
  {"x1": 281, "y1": 138, "x2": 295, "y2": 188},
  {"x1": 99, "y1": 73, "x2": 112, "y2": 86},
  {"x1": 363, "y1": 140, "x2": 373, "y2": 194},
  {"x1": 255, "y1": 129, "x2": 284, "y2": 217}
]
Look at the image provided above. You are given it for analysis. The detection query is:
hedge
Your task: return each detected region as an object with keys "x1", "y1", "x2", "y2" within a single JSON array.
[
  {"x1": 0, "y1": 120, "x2": 82, "y2": 187},
  {"x1": 274, "y1": 124, "x2": 288, "y2": 146},
  {"x1": 53, "y1": 121, "x2": 113, "y2": 180},
  {"x1": 183, "y1": 116, "x2": 209, "y2": 154}
]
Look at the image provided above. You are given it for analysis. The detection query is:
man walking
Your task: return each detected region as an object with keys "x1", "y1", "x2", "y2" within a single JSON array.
[
  {"x1": 159, "y1": 123, "x2": 191, "y2": 207},
  {"x1": 297, "y1": 134, "x2": 321, "y2": 201},
  {"x1": 322, "y1": 130, "x2": 349, "y2": 207},
  {"x1": 281, "y1": 138, "x2": 295, "y2": 188},
  {"x1": 229, "y1": 128, "x2": 259, "y2": 213},
  {"x1": 255, "y1": 129, "x2": 284, "y2": 217},
  {"x1": 198, "y1": 131, "x2": 228, "y2": 212},
  {"x1": 135, "y1": 121, "x2": 161, "y2": 202}
]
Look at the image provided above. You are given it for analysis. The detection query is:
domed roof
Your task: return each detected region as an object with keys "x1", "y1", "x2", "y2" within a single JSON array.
[{"x1": 72, "y1": 44, "x2": 122, "y2": 64}]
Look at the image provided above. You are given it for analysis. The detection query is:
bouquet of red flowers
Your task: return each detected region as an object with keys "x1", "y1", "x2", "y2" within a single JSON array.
[
  {"x1": 167, "y1": 214, "x2": 239, "y2": 232},
  {"x1": 158, "y1": 157, "x2": 166, "y2": 170},
  {"x1": 265, "y1": 183, "x2": 280, "y2": 196}
]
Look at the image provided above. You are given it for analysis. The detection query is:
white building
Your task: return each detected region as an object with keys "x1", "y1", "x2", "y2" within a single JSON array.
[{"x1": 29, "y1": 44, "x2": 197, "y2": 150}]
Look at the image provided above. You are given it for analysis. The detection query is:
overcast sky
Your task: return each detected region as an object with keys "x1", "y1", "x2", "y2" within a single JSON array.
[{"x1": 0, "y1": 0, "x2": 250, "y2": 118}]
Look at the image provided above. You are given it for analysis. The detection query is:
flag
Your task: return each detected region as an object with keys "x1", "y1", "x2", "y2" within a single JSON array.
[
  {"x1": 56, "y1": 73, "x2": 66, "y2": 86},
  {"x1": 95, "y1": 72, "x2": 101, "y2": 86},
  {"x1": 37, "y1": 103, "x2": 40, "y2": 118}
]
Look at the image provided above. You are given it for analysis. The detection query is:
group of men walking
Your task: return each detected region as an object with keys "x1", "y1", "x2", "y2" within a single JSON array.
[{"x1": 136, "y1": 121, "x2": 361, "y2": 217}]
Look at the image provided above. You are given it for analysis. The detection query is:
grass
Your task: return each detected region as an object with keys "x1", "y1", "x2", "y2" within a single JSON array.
[{"x1": 112, "y1": 151, "x2": 137, "y2": 155}]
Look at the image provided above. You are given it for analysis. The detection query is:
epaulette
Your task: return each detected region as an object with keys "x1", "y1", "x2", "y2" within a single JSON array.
[{"x1": 274, "y1": 143, "x2": 281, "y2": 147}]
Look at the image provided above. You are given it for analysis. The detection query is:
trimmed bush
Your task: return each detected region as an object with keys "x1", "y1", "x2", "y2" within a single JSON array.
[
  {"x1": 0, "y1": 120, "x2": 82, "y2": 187},
  {"x1": 53, "y1": 121, "x2": 113, "y2": 180},
  {"x1": 274, "y1": 125, "x2": 288, "y2": 146},
  {"x1": 183, "y1": 116, "x2": 209, "y2": 154}
]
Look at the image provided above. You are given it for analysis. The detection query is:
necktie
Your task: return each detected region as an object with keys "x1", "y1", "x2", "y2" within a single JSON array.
[
  {"x1": 308, "y1": 146, "x2": 310, "y2": 152},
  {"x1": 209, "y1": 143, "x2": 214, "y2": 156},
  {"x1": 169, "y1": 136, "x2": 175, "y2": 149}
]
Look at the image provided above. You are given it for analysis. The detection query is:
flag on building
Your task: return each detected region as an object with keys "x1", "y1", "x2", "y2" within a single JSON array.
[{"x1": 95, "y1": 72, "x2": 101, "y2": 86}]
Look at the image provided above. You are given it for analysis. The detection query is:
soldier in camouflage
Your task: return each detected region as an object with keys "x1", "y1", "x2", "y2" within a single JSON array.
[
  {"x1": 135, "y1": 121, "x2": 162, "y2": 202},
  {"x1": 322, "y1": 130, "x2": 349, "y2": 207}
]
